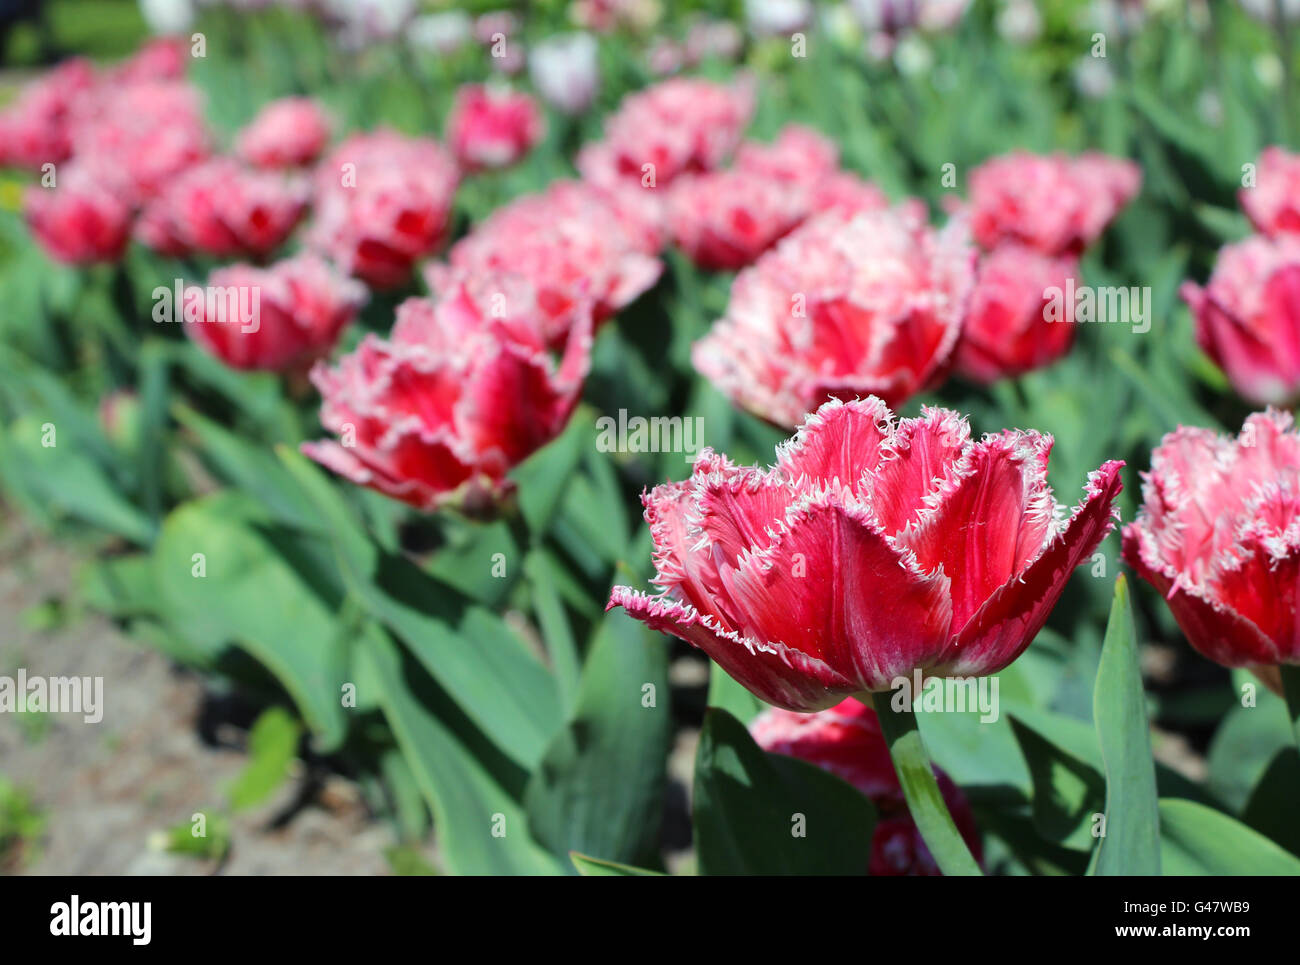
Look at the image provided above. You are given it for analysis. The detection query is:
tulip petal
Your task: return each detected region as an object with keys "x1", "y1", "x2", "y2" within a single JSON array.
[
  {"x1": 719, "y1": 494, "x2": 953, "y2": 692},
  {"x1": 608, "y1": 587, "x2": 853, "y2": 711},
  {"x1": 944, "y1": 460, "x2": 1124, "y2": 676},
  {"x1": 775, "y1": 396, "x2": 892, "y2": 495},
  {"x1": 867, "y1": 406, "x2": 971, "y2": 536}
]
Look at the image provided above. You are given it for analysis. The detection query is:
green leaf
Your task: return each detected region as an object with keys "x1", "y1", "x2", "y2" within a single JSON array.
[
  {"x1": 1009, "y1": 717, "x2": 1105, "y2": 850},
  {"x1": 1158, "y1": 799, "x2": 1300, "y2": 876},
  {"x1": 356, "y1": 625, "x2": 562, "y2": 876},
  {"x1": 524, "y1": 610, "x2": 672, "y2": 870},
  {"x1": 524, "y1": 550, "x2": 582, "y2": 710},
  {"x1": 570, "y1": 852, "x2": 664, "y2": 876},
  {"x1": 1090, "y1": 576, "x2": 1161, "y2": 875},
  {"x1": 226, "y1": 707, "x2": 301, "y2": 812},
  {"x1": 705, "y1": 662, "x2": 766, "y2": 726},
  {"x1": 693, "y1": 709, "x2": 876, "y2": 875},
  {"x1": 1241, "y1": 747, "x2": 1300, "y2": 858},
  {"x1": 512, "y1": 411, "x2": 587, "y2": 536},
  {"x1": 152, "y1": 493, "x2": 348, "y2": 749}
]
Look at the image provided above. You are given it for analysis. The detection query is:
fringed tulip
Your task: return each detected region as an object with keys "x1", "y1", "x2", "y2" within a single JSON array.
[
  {"x1": 238, "y1": 97, "x2": 333, "y2": 169},
  {"x1": 693, "y1": 207, "x2": 974, "y2": 426},
  {"x1": 965, "y1": 151, "x2": 1140, "y2": 256},
  {"x1": 303, "y1": 271, "x2": 592, "y2": 512},
  {"x1": 446, "y1": 85, "x2": 544, "y2": 172},
  {"x1": 956, "y1": 244, "x2": 1080, "y2": 383},
  {"x1": 1241, "y1": 147, "x2": 1300, "y2": 237},
  {"x1": 1123, "y1": 410, "x2": 1300, "y2": 673},
  {"x1": 183, "y1": 255, "x2": 367, "y2": 373},
  {"x1": 309, "y1": 130, "x2": 459, "y2": 289},
  {"x1": 1181, "y1": 234, "x2": 1300, "y2": 406},
  {"x1": 24, "y1": 163, "x2": 132, "y2": 264},
  {"x1": 609, "y1": 396, "x2": 1125, "y2": 711}
]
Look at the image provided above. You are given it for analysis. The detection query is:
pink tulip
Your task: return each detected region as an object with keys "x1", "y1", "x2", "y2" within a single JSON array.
[
  {"x1": 238, "y1": 97, "x2": 333, "y2": 169},
  {"x1": 183, "y1": 255, "x2": 367, "y2": 373},
  {"x1": 609, "y1": 396, "x2": 1124, "y2": 711},
  {"x1": 1181, "y1": 234, "x2": 1300, "y2": 406},
  {"x1": 24, "y1": 162, "x2": 132, "y2": 264},
  {"x1": 308, "y1": 130, "x2": 459, "y2": 289},
  {"x1": 965, "y1": 151, "x2": 1140, "y2": 256},
  {"x1": 303, "y1": 270, "x2": 592, "y2": 512},
  {"x1": 446, "y1": 84, "x2": 544, "y2": 172},
  {"x1": 955, "y1": 244, "x2": 1080, "y2": 383},
  {"x1": 1241, "y1": 147, "x2": 1300, "y2": 237},
  {"x1": 1123, "y1": 409, "x2": 1300, "y2": 671},
  {"x1": 693, "y1": 207, "x2": 974, "y2": 426}
]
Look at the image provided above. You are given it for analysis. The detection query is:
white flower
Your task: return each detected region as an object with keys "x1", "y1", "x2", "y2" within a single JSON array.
[{"x1": 530, "y1": 33, "x2": 600, "y2": 115}]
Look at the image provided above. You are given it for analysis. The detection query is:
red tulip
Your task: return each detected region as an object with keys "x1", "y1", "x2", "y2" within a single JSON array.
[
  {"x1": 955, "y1": 244, "x2": 1080, "y2": 383},
  {"x1": 24, "y1": 162, "x2": 132, "y2": 264},
  {"x1": 965, "y1": 151, "x2": 1140, "y2": 256},
  {"x1": 692, "y1": 207, "x2": 975, "y2": 426},
  {"x1": 303, "y1": 271, "x2": 592, "y2": 512},
  {"x1": 428, "y1": 180, "x2": 662, "y2": 346},
  {"x1": 238, "y1": 97, "x2": 333, "y2": 169},
  {"x1": 446, "y1": 84, "x2": 544, "y2": 172},
  {"x1": 1181, "y1": 234, "x2": 1300, "y2": 406},
  {"x1": 1123, "y1": 410, "x2": 1300, "y2": 671},
  {"x1": 1241, "y1": 147, "x2": 1300, "y2": 237},
  {"x1": 576, "y1": 76, "x2": 754, "y2": 188},
  {"x1": 309, "y1": 130, "x2": 460, "y2": 289},
  {"x1": 751, "y1": 698, "x2": 983, "y2": 875},
  {"x1": 183, "y1": 255, "x2": 367, "y2": 373},
  {"x1": 665, "y1": 169, "x2": 808, "y2": 271},
  {"x1": 608, "y1": 396, "x2": 1124, "y2": 711},
  {"x1": 136, "y1": 158, "x2": 308, "y2": 259},
  {"x1": 110, "y1": 36, "x2": 187, "y2": 84}
]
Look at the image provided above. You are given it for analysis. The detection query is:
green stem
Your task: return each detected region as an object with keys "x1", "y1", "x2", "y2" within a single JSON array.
[
  {"x1": 869, "y1": 689, "x2": 983, "y2": 877},
  {"x1": 1280, "y1": 664, "x2": 1300, "y2": 751}
]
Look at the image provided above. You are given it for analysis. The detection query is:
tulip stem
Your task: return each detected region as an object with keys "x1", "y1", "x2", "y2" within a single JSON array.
[
  {"x1": 869, "y1": 690, "x2": 983, "y2": 877},
  {"x1": 1280, "y1": 665, "x2": 1300, "y2": 752}
]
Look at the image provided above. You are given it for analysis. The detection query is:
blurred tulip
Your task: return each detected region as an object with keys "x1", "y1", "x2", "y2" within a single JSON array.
[
  {"x1": 309, "y1": 130, "x2": 459, "y2": 289},
  {"x1": 955, "y1": 244, "x2": 1080, "y2": 383},
  {"x1": 303, "y1": 271, "x2": 592, "y2": 512},
  {"x1": 529, "y1": 33, "x2": 601, "y2": 116},
  {"x1": 183, "y1": 254, "x2": 366, "y2": 373},
  {"x1": 666, "y1": 169, "x2": 808, "y2": 270},
  {"x1": 1123, "y1": 410, "x2": 1300, "y2": 672},
  {"x1": 752, "y1": 698, "x2": 983, "y2": 875},
  {"x1": 608, "y1": 396, "x2": 1124, "y2": 710},
  {"x1": 0, "y1": 59, "x2": 95, "y2": 171},
  {"x1": 1241, "y1": 147, "x2": 1300, "y2": 237},
  {"x1": 446, "y1": 85, "x2": 544, "y2": 172},
  {"x1": 428, "y1": 180, "x2": 662, "y2": 345},
  {"x1": 136, "y1": 158, "x2": 308, "y2": 259},
  {"x1": 238, "y1": 97, "x2": 333, "y2": 169},
  {"x1": 964, "y1": 151, "x2": 1141, "y2": 256},
  {"x1": 693, "y1": 207, "x2": 973, "y2": 426},
  {"x1": 25, "y1": 162, "x2": 133, "y2": 264},
  {"x1": 1181, "y1": 234, "x2": 1300, "y2": 406}
]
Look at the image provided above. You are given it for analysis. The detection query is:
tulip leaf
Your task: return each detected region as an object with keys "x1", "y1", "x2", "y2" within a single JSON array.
[
  {"x1": 1158, "y1": 799, "x2": 1300, "y2": 876},
  {"x1": 1241, "y1": 747, "x2": 1300, "y2": 858},
  {"x1": 570, "y1": 852, "x2": 664, "y2": 876},
  {"x1": 1090, "y1": 575, "x2": 1161, "y2": 875},
  {"x1": 1009, "y1": 717, "x2": 1105, "y2": 850},
  {"x1": 152, "y1": 492, "x2": 349, "y2": 750},
  {"x1": 524, "y1": 610, "x2": 672, "y2": 870},
  {"x1": 705, "y1": 662, "x2": 767, "y2": 726},
  {"x1": 693, "y1": 709, "x2": 876, "y2": 875},
  {"x1": 357, "y1": 624, "x2": 563, "y2": 876},
  {"x1": 512, "y1": 410, "x2": 588, "y2": 536}
]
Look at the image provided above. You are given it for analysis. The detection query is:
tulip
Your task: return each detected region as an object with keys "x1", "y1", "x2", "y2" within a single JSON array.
[
  {"x1": 955, "y1": 244, "x2": 1080, "y2": 384},
  {"x1": 1180, "y1": 234, "x2": 1300, "y2": 407},
  {"x1": 965, "y1": 150, "x2": 1141, "y2": 256},
  {"x1": 529, "y1": 33, "x2": 600, "y2": 116},
  {"x1": 238, "y1": 97, "x2": 333, "y2": 169},
  {"x1": 445, "y1": 85, "x2": 544, "y2": 173},
  {"x1": 610, "y1": 396, "x2": 1122, "y2": 872},
  {"x1": 692, "y1": 206, "x2": 974, "y2": 425},
  {"x1": 303, "y1": 270, "x2": 592, "y2": 512},
  {"x1": 24, "y1": 163, "x2": 133, "y2": 265},
  {"x1": 1123, "y1": 410, "x2": 1300, "y2": 722},
  {"x1": 1241, "y1": 147, "x2": 1300, "y2": 238},
  {"x1": 136, "y1": 158, "x2": 309, "y2": 260},
  {"x1": 0, "y1": 59, "x2": 95, "y2": 171},
  {"x1": 751, "y1": 697, "x2": 983, "y2": 875},
  {"x1": 308, "y1": 130, "x2": 460, "y2": 290},
  {"x1": 428, "y1": 180, "x2": 662, "y2": 346},
  {"x1": 183, "y1": 255, "x2": 367, "y2": 373},
  {"x1": 576, "y1": 76, "x2": 754, "y2": 189},
  {"x1": 666, "y1": 169, "x2": 808, "y2": 271}
]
